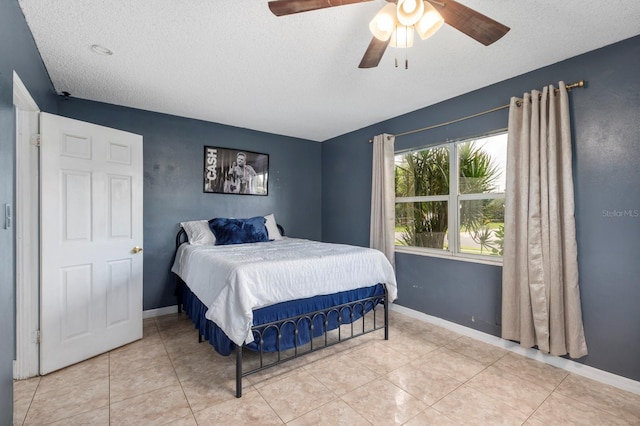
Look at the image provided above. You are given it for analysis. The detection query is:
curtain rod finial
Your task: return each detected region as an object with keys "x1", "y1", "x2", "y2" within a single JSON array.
[{"x1": 566, "y1": 80, "x2": 585, "y2": 90}]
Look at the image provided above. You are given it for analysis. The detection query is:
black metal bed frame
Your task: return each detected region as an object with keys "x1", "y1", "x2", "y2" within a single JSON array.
[{"x1": 173, "y1": 225, "x2": 389, "y2": 398}]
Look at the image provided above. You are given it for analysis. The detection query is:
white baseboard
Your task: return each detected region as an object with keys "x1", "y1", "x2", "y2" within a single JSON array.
[
  {"x1": 143, "y1": 305, "x2": 179, "y2": 319},
  {"x1": 389, "y1": 303, "x2": 640, "y2": 396}
]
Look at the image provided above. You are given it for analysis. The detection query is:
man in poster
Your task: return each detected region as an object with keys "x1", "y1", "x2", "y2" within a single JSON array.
[{"x1": 224, "y1": 151, "x2": 257, "y2": 194}]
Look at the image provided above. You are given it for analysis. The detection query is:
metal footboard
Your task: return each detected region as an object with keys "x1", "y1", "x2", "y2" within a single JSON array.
[{"x1": 234, "y1": 285, "x2": 389, "y2": 397}]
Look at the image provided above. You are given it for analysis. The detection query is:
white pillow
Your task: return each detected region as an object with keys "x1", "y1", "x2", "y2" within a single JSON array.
[
  {"x1": 180, "y1": 220, "x2": 216, "y2": 245},
  {"x1": 264, "y1": 213, "x2": 283, "y2": 240}
]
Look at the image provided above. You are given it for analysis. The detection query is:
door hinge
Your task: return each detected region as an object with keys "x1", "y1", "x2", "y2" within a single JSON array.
[
  {"x1": 35, "y1": 330, "x2": 41, "y2": 344},
  {"x1": 33, "y1": 134, "x2": 41, "y2": 147}
]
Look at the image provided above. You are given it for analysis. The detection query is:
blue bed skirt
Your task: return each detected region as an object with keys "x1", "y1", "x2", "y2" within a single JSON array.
[{"x1": 177, "y1": 281, "x2": 385, "y2": 356}]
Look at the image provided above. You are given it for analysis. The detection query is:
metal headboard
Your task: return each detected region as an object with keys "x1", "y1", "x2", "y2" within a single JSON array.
[{"x1": 176, "y1": 227, "x2": 188, "y2": 249}]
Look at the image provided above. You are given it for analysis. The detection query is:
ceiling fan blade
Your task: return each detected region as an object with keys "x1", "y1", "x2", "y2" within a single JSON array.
[
  {"x1": 268, "y1": 0, "x2": 373, "y2": 16},
  {"x1": 428, "y1": 0, "x2": 509, "y2": 46},
  {"x1": 358, "y1": 37, "x2": 390, "y2": 68}
]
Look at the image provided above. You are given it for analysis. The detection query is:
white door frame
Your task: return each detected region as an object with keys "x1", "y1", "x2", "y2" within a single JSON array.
[{"x1": 13, "y1": 71, "x2": 41, "y2": 380}]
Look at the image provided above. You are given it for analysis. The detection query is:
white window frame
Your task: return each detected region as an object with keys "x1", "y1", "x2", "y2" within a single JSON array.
[{"x1": 394, "y1": 131, "x2": 506, "y2": 265}]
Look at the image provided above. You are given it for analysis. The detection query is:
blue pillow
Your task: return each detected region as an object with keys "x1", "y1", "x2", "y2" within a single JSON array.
[{"x1": 208, "y1": 216, "x2": 270, "y2": 246}]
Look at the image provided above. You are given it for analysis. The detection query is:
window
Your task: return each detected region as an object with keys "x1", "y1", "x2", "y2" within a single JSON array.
[{"x1": 394, "y1": 132, "x2": 507, "y2": 261}]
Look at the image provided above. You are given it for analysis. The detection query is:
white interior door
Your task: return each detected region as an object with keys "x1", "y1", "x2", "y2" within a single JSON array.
[{"x1": 40, "y1": 112, "x2": 143, "y2": 375}]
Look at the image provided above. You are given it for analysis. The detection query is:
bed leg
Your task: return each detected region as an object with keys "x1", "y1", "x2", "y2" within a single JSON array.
[
  {"x1": 384, "y1": 284, "x2": 389, "y2": 341},
  {"x1": 235, "y1": 344, "x2": 243, "y2": 398},
  {"x1": 176, "y1": 279, "x2": 183, "y2": 314}
]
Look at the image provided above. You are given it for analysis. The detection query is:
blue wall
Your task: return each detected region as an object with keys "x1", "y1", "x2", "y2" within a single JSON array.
[
  {"x1": 0, "y1": 0, "x2": 58, "y2": 422},
  {"x1": 57, "y1": 100, "x2": 322, "y2": 310},
  {"x1": 322, "y1": 36, "x2": 640, "y2": 382}
]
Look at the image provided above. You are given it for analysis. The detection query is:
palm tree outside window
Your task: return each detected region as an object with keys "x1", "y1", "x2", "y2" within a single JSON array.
[{"x1": 394, "y1": 131, "x2": 507, "y2": 260}]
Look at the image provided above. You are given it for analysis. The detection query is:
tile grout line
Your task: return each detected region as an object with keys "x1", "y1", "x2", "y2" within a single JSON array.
[
  {"x1": 254, "y1": 381, "x2": 292, "y2": 424},
  {"x1": 550, "y1": 373, "x2": 636, "y2": 424},
  {"x1": 470, "y1": 350, "x2": 549, "y2": 424},
  {"x1": 18, "y1": 376, "x2": 41, "y2": 425},
  {"x1": 154, "y1": 317, "x2": 197, "y2": 424},
  {"x1": 425, "y1": 344, "x2": 518, "y2": 423},
  {"x1": 109, "y1": 319, "x2": 181, "y2": 422},
  {"x1": 519, "y1": 372, "x2": 570, "y2": 425}
]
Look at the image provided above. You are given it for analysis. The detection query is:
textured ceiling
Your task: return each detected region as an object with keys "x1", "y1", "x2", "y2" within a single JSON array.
[{"x1": 18, "y1": 0, "x2": 640, "y2": 142}]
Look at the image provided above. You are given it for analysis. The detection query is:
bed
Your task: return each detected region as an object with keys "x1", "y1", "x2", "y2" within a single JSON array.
[{"x1": 170, "y1": 215, "x2": 398, "y2": 397}]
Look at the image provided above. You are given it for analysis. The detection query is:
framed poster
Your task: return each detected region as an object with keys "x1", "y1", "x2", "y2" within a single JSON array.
[{"x1": 204, "y1": 146, "x2": 269, "y2": 195}]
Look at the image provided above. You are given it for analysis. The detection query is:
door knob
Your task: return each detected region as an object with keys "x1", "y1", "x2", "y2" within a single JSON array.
[{"x1": 132, "y1": 246, "x2": 143, "y2": 254}]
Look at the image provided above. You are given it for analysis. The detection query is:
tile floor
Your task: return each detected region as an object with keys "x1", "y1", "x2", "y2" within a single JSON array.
[{"x1": 13, "y1": 310, "x2": 640, "y2": 425}]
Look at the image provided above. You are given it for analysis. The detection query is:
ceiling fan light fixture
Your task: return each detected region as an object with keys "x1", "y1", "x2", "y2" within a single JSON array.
[
  {"x1": 416, "y1": 2, "x2": 444, "y2": 40},
  {"x1": 369, "y1": 3, "x2": 397, "y2": 41},
  {"x1": 389, "y1": 25, "x2": 414, "y2": 48},
  {"x1": 396, "y1": 0, "x2": 424, "y2": 26}
]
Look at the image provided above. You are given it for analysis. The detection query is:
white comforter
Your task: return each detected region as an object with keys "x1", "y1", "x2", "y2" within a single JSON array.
[{"x1": 171, "y1": 238, "x2": 397, "y2": 346}]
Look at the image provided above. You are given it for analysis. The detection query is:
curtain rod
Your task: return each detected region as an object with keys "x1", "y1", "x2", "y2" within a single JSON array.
[{"x1": 369, "y1": 80, "x2": 585, "y2": 142}]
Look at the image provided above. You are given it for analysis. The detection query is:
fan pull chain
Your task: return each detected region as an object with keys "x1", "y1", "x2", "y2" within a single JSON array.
[
  {"x1": 405, "y1": 43, "x2": 408, "y2": 69},
  {"x1": 392, "y1": 25, "x2": 410, "y2": 69},
  {"x1": 405, "y1": 26, "x2": 409, "y2": 69},
  {"x1": 395, "y1": 25, "x2": 399, "y2": 68}
]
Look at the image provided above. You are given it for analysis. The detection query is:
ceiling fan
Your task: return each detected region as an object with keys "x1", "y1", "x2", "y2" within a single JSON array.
[{"x1": 267, "y1": 0, "x2": 510, "y2": 68}]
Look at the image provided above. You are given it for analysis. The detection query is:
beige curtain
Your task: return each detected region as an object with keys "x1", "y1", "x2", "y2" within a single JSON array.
[
  {"x1": 370, "y1": 133, "x2": 396, "y2": 267},
  {"x1": 502, "y1": 82, "x2": 587, "y2": 358}
]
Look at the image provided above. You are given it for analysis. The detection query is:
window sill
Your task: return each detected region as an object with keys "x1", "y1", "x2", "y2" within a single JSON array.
[{"x1": 395, "y1": 246, "x2": 503, "y2": 267}]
